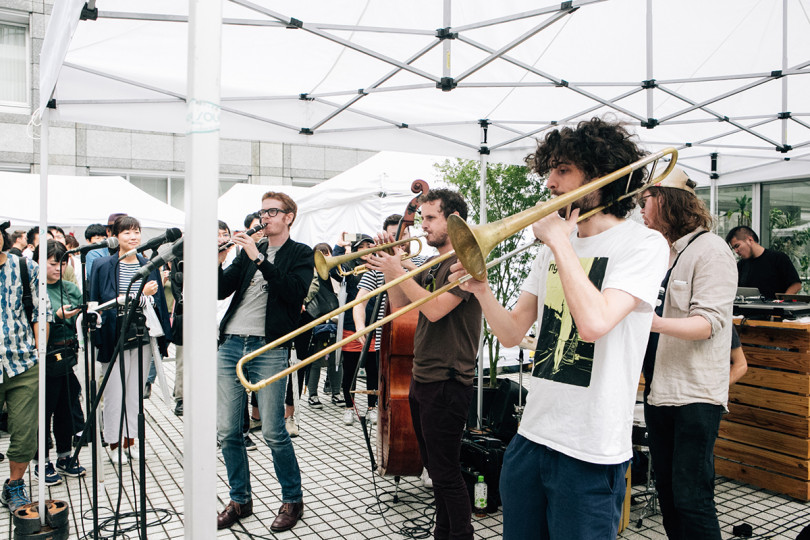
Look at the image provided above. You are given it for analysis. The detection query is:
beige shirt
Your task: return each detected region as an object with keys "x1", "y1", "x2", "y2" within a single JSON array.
[{"x1": 647, "y1": 228, "x2": 738, "y2": 409}]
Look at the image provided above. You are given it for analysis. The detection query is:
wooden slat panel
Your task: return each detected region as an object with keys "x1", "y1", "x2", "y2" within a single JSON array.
[
  {"x1": 729, "y1": 385, "x2": 810, "y2": 416},
  {"x1": 727, "y1": 403, "x2": 810, "y2": 438},
  {"x1": 719, "y1": 420, "x2": 810, "y2": 459},
  {"x1": 738, "y1": 367, "x2": 810, "y2": 394},
  {"x1": 736, "y1": 324, "x2": 810, "y2": 352},
  {"x1": 714, "y1": 438, "x2": 810, "y2": 481},
  {"x1": 715, "y1": 458, "x2": 810, "y2": 501},
  {"x1": 742, "y1": 346, "x2": 810, "y2": 374}
]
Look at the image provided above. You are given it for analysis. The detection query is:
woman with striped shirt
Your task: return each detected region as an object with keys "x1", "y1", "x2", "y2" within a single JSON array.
[{"x1": 89, "y1": 216, "x2": 172, "y2": 465}]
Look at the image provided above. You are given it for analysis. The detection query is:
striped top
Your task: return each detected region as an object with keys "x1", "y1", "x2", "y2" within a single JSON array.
[
  {"x1": 0, "y1": 254, "x2": 53, "y2": 378},
  {"x1": 118, "y1": 262, "x2": 142, "y2": 294}
]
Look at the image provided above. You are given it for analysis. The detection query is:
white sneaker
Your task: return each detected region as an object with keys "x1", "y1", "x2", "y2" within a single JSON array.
[
  {"x1": 343, "y1": 409, "x2": 355, "y2": 425},
  {"x1": 127, "y1": 443, "x2": 147, "y2": 462},
  {"x1": 108, "y1": 447, "x2": 128, "y2": 466},
  {"x1": 285, "y1": 416, "x2": 299, "y2": 438},
  {"x1": 367, "y1": 408, "x2": 378, "y2": 425},
  {"x1": 420, "y1": 467, "x2": 433, "y2": 489}
]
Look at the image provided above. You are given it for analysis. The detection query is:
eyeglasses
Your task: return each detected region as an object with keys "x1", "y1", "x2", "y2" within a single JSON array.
[
  {"x1": 258, "y1": 208, "x2": 290, "y2": 218},
  {"x1": 638, "y1": 194, "x2": 655, "y2": 209}
]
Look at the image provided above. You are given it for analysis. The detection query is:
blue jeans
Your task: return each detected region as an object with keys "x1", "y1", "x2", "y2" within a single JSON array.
[
  {"x1": 217, "y1": 335, "x2": 302, "y2": 505},
  {"x1": 644, "y1": 402, "x2": 724, "y2": 540},
  {"x1": 500, "y1": 435, "x2": 627, "y2": 540}
]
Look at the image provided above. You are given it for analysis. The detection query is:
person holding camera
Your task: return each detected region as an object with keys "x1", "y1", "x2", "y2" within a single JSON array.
[{"x1": 35, "y1": 240, "x2": 87, "y2": 484}]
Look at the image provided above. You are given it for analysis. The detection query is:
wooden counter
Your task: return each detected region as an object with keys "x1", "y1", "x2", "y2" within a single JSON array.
[{"x1": 714, "y1": 319, "x2": 810, "y2": 500}]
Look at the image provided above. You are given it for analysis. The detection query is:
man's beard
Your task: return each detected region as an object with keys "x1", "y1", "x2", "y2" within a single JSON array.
[
  {"x1": 555, "y1": 189, "x2": 602, "y2": 218},
  {"x1": 426, "y1": 231, "x2": 448, "y2": 248}
]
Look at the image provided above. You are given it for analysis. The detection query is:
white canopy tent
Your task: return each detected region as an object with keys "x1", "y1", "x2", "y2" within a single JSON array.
[
  {"x1": 0, "y1": 172, "x2": 185, "y2": 229},
  {"x1": 216, "y1": 151, "x2": 446, "y2": 246},
  {"x1": 34, "y1": 1, "x2": 810, "y2": 536}
]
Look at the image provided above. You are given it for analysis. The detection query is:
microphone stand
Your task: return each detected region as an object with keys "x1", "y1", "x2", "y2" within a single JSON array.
[
  {"x1": 69, "y1": 278, "x2": 150, "y2": 539},
  {"x1": 78, "y1": 250, "x2": 101, "y2": 540}
]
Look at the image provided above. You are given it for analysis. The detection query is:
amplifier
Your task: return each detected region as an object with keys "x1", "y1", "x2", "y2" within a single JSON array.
[{"x1": 460, "y1": 433, "x2": 506, "y2": 513}]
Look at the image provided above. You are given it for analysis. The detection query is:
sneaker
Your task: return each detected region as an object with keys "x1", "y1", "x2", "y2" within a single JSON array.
[
  {"x1": 285, "y1": 416, "x2": 299, "y2": 438},
  {"x1": 56, "y1": 457, "x2": 87, "y2": 477},
  {"x1": 367, "y1": 408, "x2": 378, "y2": 425},
  {"x1": 331, "y1": 395, "x2": 345, "y2": 406},
  {"x1": 343, "y1": 409, "x2": 355, "y2": 426},
  {"x1": 174, "y1": 399, "x2": 184, "y2": 417},
  {"x1": 127, "y1": 444, "x2": 147, "y2": 462},
  {"x1": 249, "y1": 418, "x2": 262, "y2": 432},
  {"x1": 244, "y1": 435, "x2": 257, "y2": 452},
  {"x1": 108, "y1": 446, "x2": 129, "y2": 466},
  {"x1": 1, "y1": 479, "x2": 30, "y2": 513},
  {"x1": 144, "y1": 382, "x2": 152, "y2": 399},
  {"x1": 420, "y1": 467, "x2": 433, "y2": 489},
  {"x1": 34, "y1": 462, "x2": 63, "y2": 486},
  {"x1": 307, "y1": 395, "x2": 323, "y2": 410}
]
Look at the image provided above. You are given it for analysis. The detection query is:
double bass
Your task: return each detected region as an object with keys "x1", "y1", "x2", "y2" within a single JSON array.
[{"x1": 376, "y1": 180, "x2": 427, "y2": 477}]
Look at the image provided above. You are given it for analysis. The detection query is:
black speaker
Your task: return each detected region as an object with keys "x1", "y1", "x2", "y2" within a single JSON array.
[
  {"x1": 467, "y1": 383, "x2": 498, "y2": 430},
  {"x1": 488, "y1": 378, "x2": 527, "y2": 443},
  {"x1": 460, "y1": 433, "x2": 505, "y2": 513}
]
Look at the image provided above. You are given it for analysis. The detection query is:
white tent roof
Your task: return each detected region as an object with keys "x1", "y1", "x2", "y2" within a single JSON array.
[
  {"x1": 40, "y1": 0, "x2": 810, "y2": 185},
  {"x1": 217, "y1": 183, "x2": 311, "y2": 235},
  {"x1": 217, "y1": 151, "x2": 445, "y2": 246},
  {"x1": 0, "y1": 171, "x2": 185, "y2": 229}
]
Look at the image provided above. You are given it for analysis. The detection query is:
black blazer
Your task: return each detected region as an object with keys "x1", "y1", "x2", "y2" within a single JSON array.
[
  {"x1": 218, "y1": 237, "x2": 314, "y2": 346},
  {"x1": 89, "y1": 254, "x2": 173, "y2": 363}
]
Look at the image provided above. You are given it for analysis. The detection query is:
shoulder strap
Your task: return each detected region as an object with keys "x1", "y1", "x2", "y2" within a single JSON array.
[
  {"x1": 670, "y1": 230, "x2": 709, "y2": 272},
  {"x1": 17, "y1": 256, "x2": 34, "y2": 327}
]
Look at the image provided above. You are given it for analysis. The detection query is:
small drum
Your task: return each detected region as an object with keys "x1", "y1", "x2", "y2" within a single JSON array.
[{"x1": 632, "y1": 402, "x2": 649, "y2": 447}]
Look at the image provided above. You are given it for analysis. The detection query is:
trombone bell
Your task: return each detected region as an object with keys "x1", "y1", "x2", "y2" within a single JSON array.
[{"x1": 448, "y1": 147, "x2": 678, "y2": 281}]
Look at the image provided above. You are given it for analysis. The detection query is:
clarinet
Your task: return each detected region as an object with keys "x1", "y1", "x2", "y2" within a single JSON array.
[{"x1": 218, "y1": 223, "x2": 264, "y2": 252}]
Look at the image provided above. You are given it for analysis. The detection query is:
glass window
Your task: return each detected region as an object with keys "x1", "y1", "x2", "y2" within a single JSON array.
[
  {"x1": 762, "y1": 179, "x2": 810, "y2": 290},
  {"x1": 697, "y1": 185, "x2": 754, "y2": 242},
  {"x1": 130, "y1": 176, "x2": 169, "y2": 204},
  {"x1": 0, "y1": 20, "x2": 28, "y2": 106}
]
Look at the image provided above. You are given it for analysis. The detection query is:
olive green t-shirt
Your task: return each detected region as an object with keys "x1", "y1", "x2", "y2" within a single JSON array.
[{"x1": 412, "y1": 254, "x2": 482, "y2": 386}]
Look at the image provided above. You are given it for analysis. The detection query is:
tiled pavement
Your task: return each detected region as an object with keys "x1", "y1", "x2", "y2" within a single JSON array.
[{"x1": 1, "y1": 361, "x2": 809, "y2": 539}]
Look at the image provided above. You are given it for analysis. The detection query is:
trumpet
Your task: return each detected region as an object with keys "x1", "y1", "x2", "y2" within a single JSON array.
[
  {"x1": 314, "y1": 236, "x2": 424, "y2": 280},
  {"x1": 235, "y1": 147, "x2": 678, "y2": 392}
]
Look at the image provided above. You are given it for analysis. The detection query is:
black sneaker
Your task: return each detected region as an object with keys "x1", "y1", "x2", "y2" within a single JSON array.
[
  {"x1": 308, "y1": 395, "x2": 323, "y2": 410},
  {"x1": 331, "y1": 395, "x2": 345, "y2": 406},
  {"x1": 244, "y1": 435, "x2": 257, "y2": 452},
  {"x1": 174, "y1": 399, "x2": 184, "y2": 417},
  {"x1": 56, "y1": 457, "x2": 87, "y2": 477},
  {"x1": 35, "y1": 462, "x2": 63, "y2": 486},
  {"x1": 144, "y1": 382, "x2": 152, "y2": 399}
]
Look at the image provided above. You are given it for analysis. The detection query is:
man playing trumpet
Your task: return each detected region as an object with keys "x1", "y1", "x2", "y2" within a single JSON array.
[{"x1": 451, "y1": 117, "x2": 669, "y2": 539}]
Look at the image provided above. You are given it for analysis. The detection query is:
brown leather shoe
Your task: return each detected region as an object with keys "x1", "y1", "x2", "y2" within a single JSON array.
[
  {"x1": 270, "y1": 501, "x2": 304, "y2": 532},
  {"x1": 217, "y1": 500, "x2": 253, "y2": 530}
]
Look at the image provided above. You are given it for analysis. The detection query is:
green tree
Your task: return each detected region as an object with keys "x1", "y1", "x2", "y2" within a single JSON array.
[{"x1": 436, "y1": 158, "x2": 548, "y2": 387}]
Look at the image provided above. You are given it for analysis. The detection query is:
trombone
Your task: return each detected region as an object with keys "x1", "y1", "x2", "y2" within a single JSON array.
[
  {"x1": 314, "y1": 236, "x2": 424, "y2": 280},
  {"x1": 235, "y1": 147, "x2": 678, "y2": 392}
]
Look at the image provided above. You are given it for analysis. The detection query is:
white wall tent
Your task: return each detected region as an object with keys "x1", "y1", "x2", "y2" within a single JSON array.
[
  {"x1": 0, "y1": 172, "x2": 185, "y2": 229},
  {"x1": 34, "y1": 1, "x2": 810, "y2": 536},
  {"x1": 216, "y1": 151, "x2": 445, "y2": 246}
]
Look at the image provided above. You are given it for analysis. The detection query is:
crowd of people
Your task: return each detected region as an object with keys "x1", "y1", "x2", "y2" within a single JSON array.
[{"x1": 0, "y1": 115, "x2": 804, "y2": 539}]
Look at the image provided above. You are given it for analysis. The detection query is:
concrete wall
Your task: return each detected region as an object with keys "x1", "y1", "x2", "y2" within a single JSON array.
[{"x1": 0, "y1": 1, "x2": 376, "y2": 186}]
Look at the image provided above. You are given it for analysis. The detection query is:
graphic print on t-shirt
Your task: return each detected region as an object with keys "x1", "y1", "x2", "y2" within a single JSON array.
[{"x1": 533, "y1": 256, "x2": 608, "y2": 387}]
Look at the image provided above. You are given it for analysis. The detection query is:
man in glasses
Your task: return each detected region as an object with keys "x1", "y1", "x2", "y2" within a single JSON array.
[
  {"x1": 366, "y1": 189, "x2": 482, "y2": 540},
  {"x1": 450, "y1": 117, "x2": 670, "y2": 539},
  {"x1": 215, "y1": 192, "x2": 312, "y2": 532}
]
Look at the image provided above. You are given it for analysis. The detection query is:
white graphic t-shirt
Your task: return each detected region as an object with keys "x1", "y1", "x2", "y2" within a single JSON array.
[{"x1": 519, "y1": 219, "x2": 668, "y2": 464}]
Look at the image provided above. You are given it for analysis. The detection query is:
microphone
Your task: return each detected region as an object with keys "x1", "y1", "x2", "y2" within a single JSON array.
[
  {"x1": 218, "y1": 223, "x2": 264, "y2": 252},
  {"x1": 119, "y1": 227, "x2": 181, "y2": 260},
  {"x1": 130, "y1": 237, "x2": 184, "y2": 283},
  {"x1": 66, "y1": 237, "x2": 119, "y2": 255}
]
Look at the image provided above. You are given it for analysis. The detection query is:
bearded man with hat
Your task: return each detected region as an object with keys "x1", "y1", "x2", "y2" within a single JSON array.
[{"x1": 639, "y1": 168, "x2": 737, "y2": 540}]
